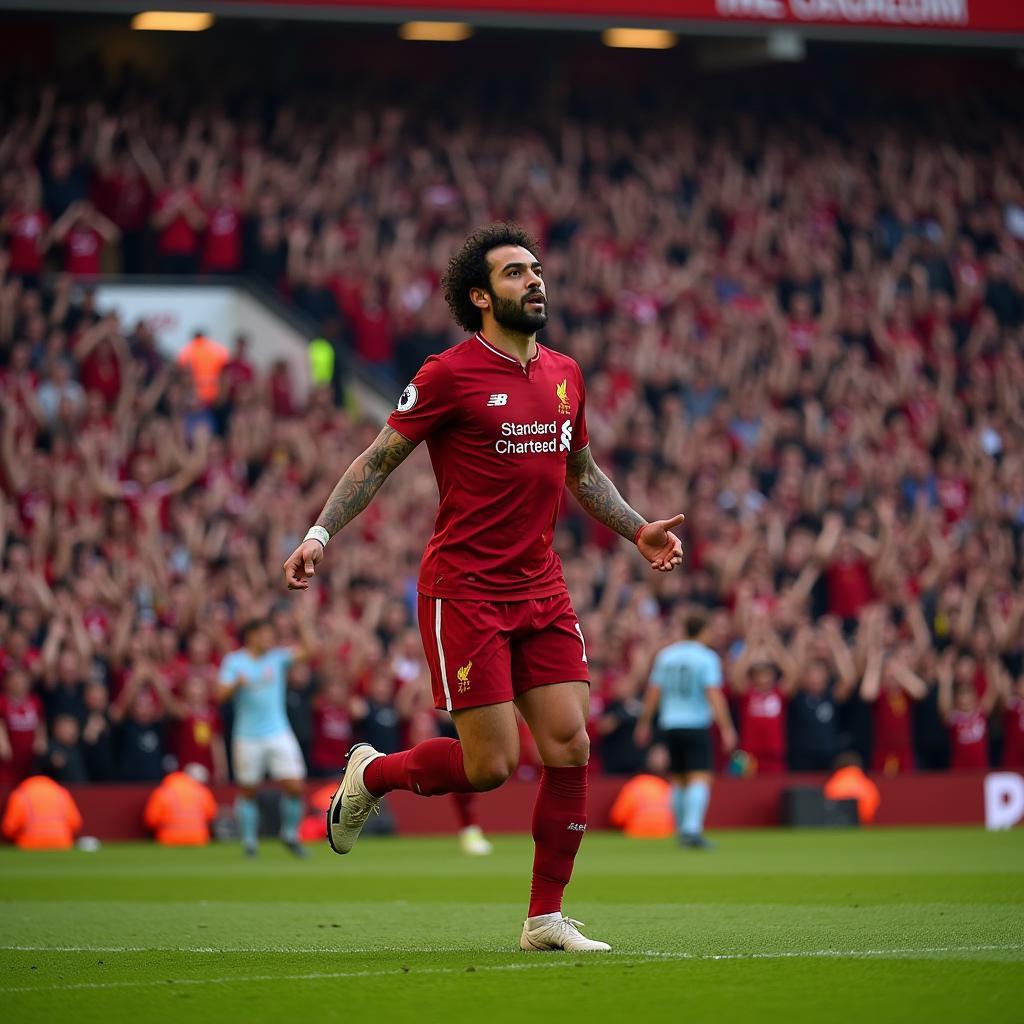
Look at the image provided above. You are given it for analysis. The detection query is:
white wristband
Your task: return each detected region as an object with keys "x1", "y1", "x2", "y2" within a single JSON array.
[{"x1": 304, "y1": 525, "x2": 330, "y2": 548}]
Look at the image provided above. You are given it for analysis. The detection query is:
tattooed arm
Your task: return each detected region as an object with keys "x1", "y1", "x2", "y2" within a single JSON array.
[
  {"x1": 283, "y1": 426, "x2": 416, "y2": 589},
  {"x1": 565, "y1": 445, "x2": 686, "y2": 573},
  {"x1": 315, "y1": 426, "x2": 416, "y2": 536},
  {"x1": 565, "y1": 445, "x2": 646, "y2": 542}
]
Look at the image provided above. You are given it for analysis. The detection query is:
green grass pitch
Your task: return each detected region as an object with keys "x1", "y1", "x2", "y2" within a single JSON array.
[{"x1": 1, "y1": 827, "x2": 1021, "y2": 1023}]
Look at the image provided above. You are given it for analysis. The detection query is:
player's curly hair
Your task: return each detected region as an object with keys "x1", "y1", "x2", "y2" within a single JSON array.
[{"x1": 442, "y1": 222, "x2": 541, "y2": 332}]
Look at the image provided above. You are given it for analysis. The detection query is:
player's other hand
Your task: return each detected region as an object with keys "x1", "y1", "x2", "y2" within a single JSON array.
[
  {"x1": 636, "y1": 514, "x2": 685, "y2": 572},
  {"x1": 283, "y1": 539, "x2": 325, "y2": 590}
]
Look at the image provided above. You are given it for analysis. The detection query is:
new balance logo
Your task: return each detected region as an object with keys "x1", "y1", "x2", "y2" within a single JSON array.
[
  {"x1": 567, "y1": 822, "x2": 587, "y2": 832},
  {"x1": 487, "y1": 393, "x2": 508, "y2": 407}
]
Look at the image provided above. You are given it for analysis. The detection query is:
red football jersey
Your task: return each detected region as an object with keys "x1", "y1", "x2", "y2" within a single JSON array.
[
  {"x1": 153, "y1": 188, "x2": 202, "y2": 256},
  {"x1": 949, "y1": 708, "x2": 988, "y2": 771},
  {"x1": 174, "y1": 707, "x2": 222, "y2": 775},
  {"x1": 738, "y1": 689, "x2": 787, "y2": 770},
  {"x1": 0, "y1": 693, "x2": 43, "y2": 783},
  {"x1": 312, "y1": 702, "x2": 353, "y2": 771},
  {"x1": 64, "y1": 225, "x2": 102, "y2": 276},
  {"x1": 201, "y1": 205, "x2": 242, "y2": 272},
  {"x1": 7, "y1": 210, "x2": 50, "y2": 274},
  {"x1": 825, "y1": 558, "x2": 874, "y2": 620},
  {"x1": 1002, "y1": 697, "x2": 1024, "y2": 769},
  {"x1": 871, "y1": 690, "x2": 915, "y2": 774},
  {"x1": 387, "y1": 334, "x2": 589, "y2": 600}
]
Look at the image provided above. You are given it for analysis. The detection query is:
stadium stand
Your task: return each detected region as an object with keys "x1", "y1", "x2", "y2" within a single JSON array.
[{"x1": 1, "y1": 64, "x2": 1023, "y2": 788}]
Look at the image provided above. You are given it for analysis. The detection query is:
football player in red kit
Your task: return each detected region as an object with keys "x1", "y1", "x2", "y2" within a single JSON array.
[
  {"x1": 861, "y1": 645, "x2": 927, "y2": 775},
  {"x1": 283, "y1": 224, "x2": 685, "y2": 952},
  {"x1": 167, "y1": 675, "x2": 227, "y2": 783},
  {"x1": 728, "y1": 617, "x2": 797, "y2": 775},
  {"x1": 1000, "y1": 669, "x2": 1024, "y2": 770},
  {"x1": 938, "y1": 653, "x2": 996, "y2": 771},
  {"x1": 0, "y1": 667, "x2": 47, "y2": 785}
]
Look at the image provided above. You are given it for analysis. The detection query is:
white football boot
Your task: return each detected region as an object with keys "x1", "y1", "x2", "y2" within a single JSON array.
[
  {"x1": 327, "y1": 743, "x2": 385, "y2": 855},
  {"x1": 458, "y1": 825, "x2": 493, "y2": 856},
  {"x1": 520, "y1": 913, "x2": 611, "y2": 952}
]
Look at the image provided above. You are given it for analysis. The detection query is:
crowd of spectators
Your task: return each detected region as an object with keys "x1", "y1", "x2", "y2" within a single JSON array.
[{"x1": 1, "y1": 70, "x2": 1023, "y2": 789}]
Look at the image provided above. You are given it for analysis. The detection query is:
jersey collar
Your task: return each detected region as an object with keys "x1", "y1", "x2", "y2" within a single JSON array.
[{"x1": 475, "y1": 332, "x2": 541, "y2": 373}]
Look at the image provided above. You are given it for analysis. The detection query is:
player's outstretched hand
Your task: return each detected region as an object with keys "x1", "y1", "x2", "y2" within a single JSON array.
[
  {"x1": 636, "y1": 514, "x2": 685, "y2": 572},
  {"x1": 283, "y1": 539, "x2": 325, "y2": 590}
]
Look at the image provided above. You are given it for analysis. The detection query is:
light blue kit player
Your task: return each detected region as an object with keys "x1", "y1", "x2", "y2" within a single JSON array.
[
  {"x1": 217, "y1": 616, "x2": 314, "y2": 858},
  {"x1": 635, "y1": 612, "x2": 737, "y2": 849}
]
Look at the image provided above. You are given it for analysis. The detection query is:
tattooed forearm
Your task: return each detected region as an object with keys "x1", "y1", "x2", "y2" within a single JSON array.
[
  {"x1": 315, "y1": 426, "x2": 416, "y2": 537},
  {"x1": 565, "y1": 446, "x2": 646, "y2": 542}
]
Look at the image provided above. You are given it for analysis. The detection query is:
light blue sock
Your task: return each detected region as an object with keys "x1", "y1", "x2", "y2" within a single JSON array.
[
  {"x1": 236, "y1": 796, "x2": 259, "y2": 847},
  {"x1": 279, "y1": 794, "x2": 303, "y2": 842},
  {"x1": 670, "y1": 784, "x2": 686, "y2": 836},
  {"x1": 683, "y1": 781, "x2": 711, "y2": 837}
]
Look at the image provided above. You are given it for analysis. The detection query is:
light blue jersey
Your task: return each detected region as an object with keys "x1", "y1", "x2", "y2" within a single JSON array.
[
  {"x1": 220, "y1": 646, "x2": 294, "y2": 739},
  {"x1": 650, "y1": 640, "x2": 722, "y2": 729}
]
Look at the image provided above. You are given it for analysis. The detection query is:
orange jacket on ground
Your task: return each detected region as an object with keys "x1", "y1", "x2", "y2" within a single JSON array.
[
  {"x1": 609, "y1": 774, "x2": 674, "y2": 838},
  {"x1": 177, "y1": 335, "x2": 229, "y2": 405},
  {"x1": 824, "y1": 765, "x2": 881, "y2": 824},
  {"x1": 143, "y1": 771, "x2": 218, "y2": 845},
  {"x1": 2, "y1": 775, "x2": 82, "y2": 849}
]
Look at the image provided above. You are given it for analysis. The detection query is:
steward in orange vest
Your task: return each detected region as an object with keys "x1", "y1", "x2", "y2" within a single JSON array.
[
  {"x1": 824, "y1": 754, "x2": 881, "y2": 824},
  {"x1": 609, "y1": 774, "x2": 675, "y2": 838},
  {"x1": 2, "y1": 775, "x2": 82, "y2": 849},
  {"x1": 177, "y1": 331, "x2": 229, "y2": 406},
  {"x1": 143, "y1": 771, "x2": 218, "y2": 846}
]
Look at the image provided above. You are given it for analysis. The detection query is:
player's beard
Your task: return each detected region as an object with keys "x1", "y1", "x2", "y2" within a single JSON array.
[{"x1": 490, "y1": 291, "x2": 548, "y2": 335}]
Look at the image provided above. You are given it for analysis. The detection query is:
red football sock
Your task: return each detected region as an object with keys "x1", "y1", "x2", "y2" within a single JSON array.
[
  {"x1": 362, "y1": 738, "x2": 475, "y2": 797},
  {"x1": 452, "y1": 792, "x2": 477, "y2": 829},
  {"x1": 528, "y1": 765, "x2": 588, "y2": 918}
]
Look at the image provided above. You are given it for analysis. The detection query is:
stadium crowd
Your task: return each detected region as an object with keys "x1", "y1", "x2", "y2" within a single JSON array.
[{"x1": 1, "y1": 73, "x2": 1023, "y2": 789}]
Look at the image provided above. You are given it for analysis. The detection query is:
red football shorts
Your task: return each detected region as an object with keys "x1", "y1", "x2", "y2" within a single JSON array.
[{"x1": 417, "y1": 591, "x2": 590, "y2": 712}]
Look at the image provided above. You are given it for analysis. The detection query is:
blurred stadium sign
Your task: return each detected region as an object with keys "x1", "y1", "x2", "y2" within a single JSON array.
[
  {"x1": 984, "y1": 773, "x2": 1024, "y2": 831},
  {"x1": 8, "y1": 0, "x2": 1024, "y2": 43},
  {"x1": 203, "y1": 0, "x2": 1023, "y2": 38}
]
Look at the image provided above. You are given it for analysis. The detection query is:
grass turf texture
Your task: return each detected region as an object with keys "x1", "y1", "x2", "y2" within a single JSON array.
[{"x1": 1, "y1": 828, "x2": 1021, "y2": 1023}]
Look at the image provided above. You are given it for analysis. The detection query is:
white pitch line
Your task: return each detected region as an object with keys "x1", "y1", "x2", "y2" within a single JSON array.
[
  {"x1": 0, "y1": 944, "x2": 468, "y2": 955},
  {"x1": 0, "y1": 943, "x2": 1020, "y2": 994},
  {"x1": 636, "y1": 944, "x2": 1024, "y2": 961},
  {"x1": 0, "y1": 961, "x2": 591, "y2": 994},
  {"x1": 2, "y1": 942, "x2": 1022, "y2": 958}
]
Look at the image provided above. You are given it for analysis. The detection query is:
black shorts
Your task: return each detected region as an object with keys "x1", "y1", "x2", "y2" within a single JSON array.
[{"x1": 663, "y1": 727, "x2": 713, "y2": 774}]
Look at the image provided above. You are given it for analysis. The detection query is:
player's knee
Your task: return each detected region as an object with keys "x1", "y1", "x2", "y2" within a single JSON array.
[
  {"x1": 466, "y1": 754, "x2": 516, "y2": 792},
  {"x1": 543, "y1": 724, "x2": 589, "y2": 767},
  {"x1": 562, "y1": 727, "x2": 590, "y2": 766}
]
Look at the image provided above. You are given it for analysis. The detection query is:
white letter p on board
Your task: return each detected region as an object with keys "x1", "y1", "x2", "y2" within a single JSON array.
[{"x1": 984, "y1": 772, "x2": 1024, "y2": 831}]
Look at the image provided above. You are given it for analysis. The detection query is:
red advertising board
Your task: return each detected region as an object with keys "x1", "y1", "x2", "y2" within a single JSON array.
[
  {"x1": 215, "y1": 0, "x2": 1024, "y2": 36},
  {"x1": 1, "y1": 772, "x2": 1012, "y2": 841}
]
